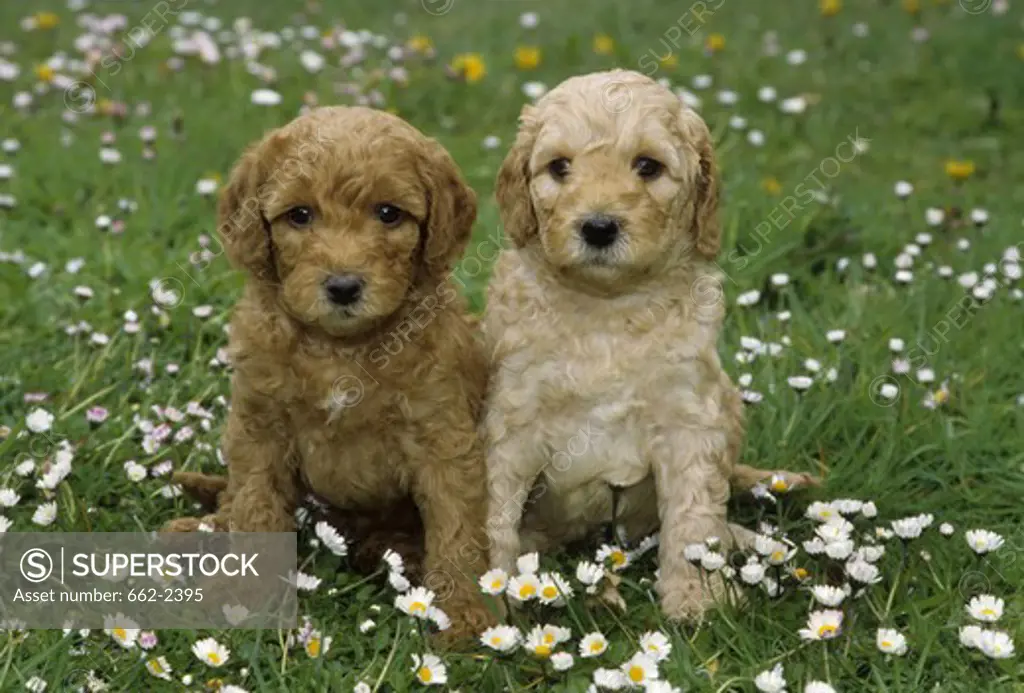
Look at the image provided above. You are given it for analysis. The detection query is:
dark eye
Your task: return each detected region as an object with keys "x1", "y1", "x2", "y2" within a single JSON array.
[
  {"x1": 375, "y1": 203, "x2": 405, "y2": 227},
  {"x1": 633, "y1": 157, "x2": 664, "y2": 180},
  {"x1": 547, "y1": 157, "x2": 571, "y2": 181},
  {"x1": 285, "y1": 206, "x2": 314, "y2": 228}
]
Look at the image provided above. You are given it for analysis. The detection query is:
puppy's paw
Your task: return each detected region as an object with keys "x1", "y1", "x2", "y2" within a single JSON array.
[
  {"x1": 658, "y1": 570, "x2": 730, "y2": 622},
  {"x1": 161, "y1": 513, "x2": 226, "y2": 533}
]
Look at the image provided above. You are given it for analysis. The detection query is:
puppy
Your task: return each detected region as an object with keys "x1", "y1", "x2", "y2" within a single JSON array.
[
  {"x1": 165, "y1": 106, "x2": 493, "y2": 640},
  {"x1": 483, "y1": 71, "x2": 813, "y2": 620}
]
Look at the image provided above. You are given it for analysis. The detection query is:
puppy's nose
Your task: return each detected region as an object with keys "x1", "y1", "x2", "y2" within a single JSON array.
[
  {"x1": 323, "y1": 274, "x2": 365, "y2": 306},
  {"x1": 579, "y1": 215, "x2": 621, "y2": 249}
]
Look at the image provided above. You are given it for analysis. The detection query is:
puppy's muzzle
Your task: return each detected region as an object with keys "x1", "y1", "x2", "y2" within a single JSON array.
[
  {"x1": 578, "y1": 214, "x2": 622, "y2": 250},
  {"x1": 323, "y1": 274, "x2": 365, "y2": 307}
]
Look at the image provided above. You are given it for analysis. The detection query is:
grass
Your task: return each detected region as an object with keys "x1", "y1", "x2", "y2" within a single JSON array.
[{"x1": 1, "y1": 0, "x2": 1023, "y2": 690}]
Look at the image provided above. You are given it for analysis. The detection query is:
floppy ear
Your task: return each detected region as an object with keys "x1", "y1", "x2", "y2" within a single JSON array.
[
  {"x1": 217, "y1": 144, "x2": 274, "y2": 280},
  {"x1": 419, "y1": 140, "x2": 478, "y2": 281},
  {"x1": 679, "y1": 108, "x2": 721, "y2": 260},
  {"x1": 495, "y1": 105, "x2": 540, "y2": 248}
]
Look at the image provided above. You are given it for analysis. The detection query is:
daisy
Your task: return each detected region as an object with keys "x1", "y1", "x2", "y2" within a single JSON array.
[
  {"x1": 382, "y1": 549, "x2": 405, "y2": 573},
  {"x1": 293, "y1": 571, "x2": 322, "y2": 592},
  {"x1": 388, "y1": 571, "x2": 410, "y2": 592},
  {"x1": 536, "y1": 623, "x2": 572, "y2": 647},
  {"x1": 411, "y1": 653, "x2": 447, "y2": 685},
  {"x1": 891, "y1": 517, "x2": 923, "y2": 539},
  {"x1": 977, "y1": 630, "x2": 1015, "y2": 659},
  {"x1": 806, "y1": 501, "x2": 838, "y2": 523},
  {"x1": 810, "y1": 585, "x2": 846, "y2": 607},
  {"x1": 621, "y1": 652, "x2": 660, "y2": 686},
  {"x1": 0, "y1": 489, "x2": 21, "y2": 507},
  {"x1": 497, "y1": 570, "x2": 539, "y2": 602},
  {"x1": 876, "y1": 628, "x2": 908, "y2": 655},
  {"x1": 845, "y1": 560, "x2": 881, "y2": 584},
  {"x1": 304, "y1": 630, "x2": 332, "y2": 658},
  {"x1": 966, "y1": 595, "x2": 1004, "y2": 623},
  {"x1": 965, "y1": 530, "x2": 1004, "y2": 554},
  {"x1": 517, "y1": 552, "x2": 540, "y2": 574},
  {"x1": 799, "y1": 610, "x2": 843, "y2": 641},
  {"x1": 104, "y1": 617, "x2": 140, "y2": 649},
  {"x1": 538, "y1": 571, "x2": 573, "y2": 604},
  {"x1": 427, "y1": 606, "x2": 449, "y2": 631},
  {"x1": 548, "y1": 651, "x2": 573, "y2": 671},
  {"x1": 939, "y1": 522, "x2": 954, "y2": 536},
  {"x1": 358, "y1": 619, "x2": 375, "y2": 634},
  {"x1": 25, "y1": 408, "x2": 54, "y2": 433},
  {"x1": 861, "y1": 502, "x2": 878, "y2": 518},
  {"x1": 593, "y1": 668, "x2": 629, "y2": 689},
  {"x1": 145, "y1": 656, "x2": 173, "y2": 680},
  {"x1": 736, "y1": 289, "x2": 761, "y2": 306},
  {"x1": 788, "y1": 376, "x2": 813, "y2": 391},
  {"x1": 700, "y1": 551, "x2": 726, "y2": 571},
  {"x1": 0, "y1": 517, "x2": 11, "y2": 532},
  {"x1": 804, "y1": 683, "x2": 836, "y2": 693},
  {"x1": 523, "y1": 626, "x2": 554, "y2": 658},
  {"x1": 25, "y1": 678, "x2": 46, "y2": 693},
  {"x1": 959, "y1": 625, "x2": 983, "y2": 649},
  {"x1": 251, "y1": 88, "x2": 282, "y2": 106},
  {"x1": 192, "y1": 637, "x2": 230, "y2": 667},
  {"x1": 32, "y1": 501, "x2": 57, "y2": 526},
  {"x1": 480, "y1": 625, "x2": 521, "y2": 652},
  {"x1": 395, "y1": 586, "x2": 434, "y2": 618},
  {"x1": 740, "y1": 561, "x2": 766, "y2": 585},
  {"x1": 596, "y1": 544, "x2": 631, "y2": 571},
  {"x1": 754, "y1": 663, "x2": 786, "y2": 692},
  {"x1": 894, "y1": 181, "x2": 913, "y2": 198},
  {"x1": 479, "y1": 567, "x2": 508, "y2": 595},
  {"x1": 639, "y1": 631, "x2": 672, "y2": 661},
  {"x1": 580, "y1": 632, "x2": 609, "y2": 658},
  {"x1": 314, "y1": 521, "x2": 348, "y2": 557},
  {"x1": 683, "y1": 543, "x2": 707, "y2": 562}
]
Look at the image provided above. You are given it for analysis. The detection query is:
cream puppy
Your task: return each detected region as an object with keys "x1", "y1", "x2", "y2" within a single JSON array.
[{"x1": 483, "y1": 70, "x2": 813, "y2": 620}]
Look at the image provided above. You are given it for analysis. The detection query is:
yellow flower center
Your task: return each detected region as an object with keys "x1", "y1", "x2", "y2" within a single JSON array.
[
  {"x1": 542, "y1": 586, "x2": 558, "y2": 599},
  {"x1": 705, "y1": 34, "x2": 725, "y2": 52},
  {"x1": 543, "y1": 633, "x2": 555, "y2": 645},
  {"x1": 418, "y1": 667, "x2": 432, "y2": 683},
  {"x1": 610, "y1": 551, "x2": 626, "y2": 566},
  {"x1": 590, "y1": 641, "x2": 604, "y2": 652},
  {"x1": 628, "y1": 665, "x2": 645, "y2": 682},
  {"x1": 981, "y1": 608, "x2": 996, "y2": 617},
  {"x1": 534, "y1": 644, "x2": 551, "y2": 657},
  {"x1": 148, "y1": 659, "x2": 164, "y2": 674},
  {"x1": 818, "y1": 625, "x2": 838, "y2": 638},
  {"x1": 519, "y1": 584, "x2": 536, "y2": 598},
  {"x1": 770, "y1": 550, "x2": 785, "y2": 562},
  {"x1": 771, "y1": 478, "x2": 789, "y2": 491},
  {"x1": 35, "y1": 65, "x2": 55, "y2": 83},
  {"x1": 307, "y1": 638, "x2": 321, "y2": 657},
  {"x1": 207, "y1": 652, "x2": 221, "y2": 665},
  {"x1": 881, "y1": 640, "x2": 892, "y2": 648},
  {"x1": 514, "y1": 46, "x2": 541, "y2": 70},
  {"x1": 408, "y1": 36, "x2": 433, "y2": 53},
  {"x1": 490, "y1": 579, "x2": 503, "y2": 589},
  {"x1": 490, "y1": 636, "x2": 502, "y2": 646},
  {"x1": 794, "y1": 568, "x2": 809, "y2": 580},
  {"x1": 113, "y1": 628, "x2": 126, "y2": 641},
  {"x1": 410, "y1": 601, "x2": 427, "y2": 614}
]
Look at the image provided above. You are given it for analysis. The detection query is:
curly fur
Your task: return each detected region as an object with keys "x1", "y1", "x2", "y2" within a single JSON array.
[
  {"x1": 164, "y1": 106, "x2": 494, "y2": 641},
  {"x1": 484, "y1": 71, "x2": 814, "y2": 620}
]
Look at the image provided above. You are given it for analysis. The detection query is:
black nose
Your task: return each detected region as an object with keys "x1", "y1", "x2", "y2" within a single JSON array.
[
  {"x1": 324, "y1": 274, "x2": 365, "y2": 306},
  {"x1": 580, "y1": 215, "x2": 621, "y2": 249}
]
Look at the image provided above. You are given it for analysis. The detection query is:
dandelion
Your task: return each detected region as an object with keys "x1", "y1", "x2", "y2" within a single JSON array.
[
  {"x1": 145, "y1": 656, "x2": 173, "y2": 680},
  {"x1": 965, "y1": 529, "x2": 1004, "y2": 554},
  {"x1": 799, "y1": 610, "x2": 843, "y2": 641},
  {"x1": 580, "y1": 632, "x2": 609, "y2": 658},
  {"x1": 945, "y1": 159, "x2": 975, "y2": 181},
  {"x1": 877, "y1": 628, "x2": 908, "y2": 655},
  {"x1": 314, "y1": 522, "x2": 348, "y2": 557},
  {"x1": 451, "y1": 53, "x2": 486, "y2": 83},
  {"x1": 411, "y1": 653, "x2": 447, "y2": 685},
  {"x1": 754, "y1": 663, "x2": 787, "y2": 692},
  {"x1": 593, "y1": 34, "x2": 615, "y2": 55},
  {"x1": 967, "y1": 595, "x2": 1004, "y2": 623},
  {"x1": 395, "y1": 586, "x2": 434, "y2": 618},
  {"x1": 479, "y1": 568, "x2": 508, "y2": 595},
  {"x1": 639, "y1": 631, "x2": 672, "y2": 661},
  {"x1": 819, "y1": 0, "x2": 841, "y2": 16},
  {"x1": 621, "y1": 652, "x2": 660, "y2": 686},
  {"x1": 514, "y1": 46, "x2": 541, "y2": 70},
  {"x1": 481, "y1": 625, "x2": 521, "y2": 652},
  {"x1": 705, "y1": 33, "x2": 725, "y2": 53},
  {"x1": 193, "y1": 637, "x2": 230, "y2": 667}
]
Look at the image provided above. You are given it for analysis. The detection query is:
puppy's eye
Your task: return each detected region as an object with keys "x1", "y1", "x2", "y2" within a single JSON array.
[
  {"x1": 375, "y1": 203, "x2": 405, "y2": 228},
  {"x1": 285, "y1": 206, "x2": 315, "y2": 228},
  {"x1": 547, "y1": 157, "x2": 571, "y2": 181},
  {"x1": 633, "y1": 157, "x2": 664, "y2": 181}
]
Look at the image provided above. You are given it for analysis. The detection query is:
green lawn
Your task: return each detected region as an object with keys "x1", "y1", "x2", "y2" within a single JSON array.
[{"x1": 1, "y1": 0, "x2": 1022, "y2": 690}]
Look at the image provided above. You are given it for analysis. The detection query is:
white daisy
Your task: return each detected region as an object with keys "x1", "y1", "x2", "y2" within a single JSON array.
[
  {"x1": 595, "y1": 544, "x2": 631, "y2": 571},
  {"x1": 192, "y1": 637, "x2": 230, "y2": 667},
  {"x1": 293, "y1": 571, "x2": 322, "y2": 592},
  {"x1": 395, "y1": 586, "x2": 434, "y2": 619},
  {"x1": 976, "y1": 630, "x2": 1015, "y2": 659},
  {"x1": 799, "y1": 610, "x2": 843, "y2": 641},
  {"x1": 479, "y1": 567, "x2": 508, "y2": 595},
  {"x1": 966, "y1": 595, "x2": 1004, "y2": 623},
  {"x1": 480, "y1": 625, "x2": 521, "y2": 652},
  {"x1": 382, "y1": 549, "x2": 405, "y2": 573},
  {"x1": 314, "y1": 521, "x2": 348, "y2": 557},
  {"x1": 965, "y1": 529, "x2": 1004, "y2": 554},
  {"x1": 639, "y1": 631, "x2": 672, "y2": 661},
  {"x1": 740, "y1": 561, "x2": 766, "y2": 585},
  {"x1": 507, "y1": 573, "x2": 541, "y2": 602},
  {"x1": 145, "y1": 656, "x2": 172, "y2": 680},
  {"x1": 754, "y1": 663, "x2": 786, "y2": 692},
  {"x1": 959, "y1": 625, "x2": 983, "y2": 649},
  {"x1": 894, "y1": 181, "x2": 913, "y2": 198},
  {"x1": 804, "y1": 682, "x2": 837, "y2": 693},
  {"x1": 810, "y1": 585, "x2": 846, "y2": 607},
  {"x1": 304, "y1": 630, "x2": 332, "y2": 658},
  {"x1": 251, "y1": 88, "x2": 282, "y2": 106},
  {"x1": 517, "y1": 552, "x2": 540, "y2": 574},
  {"x1": 411, "y1": 653, "x2": 447, "y2": 685},
  {"x1": 593, "y1": 668, "x2": 628, "y2": 689},
  {"x1": 0, "y1": 488, "x2": 21, "y2": 507},
  {"x1": 621, "y1": 652, "x2": 660, "y2": 686},
  {"x1": 538, "y1": 571, "x2": 573, "y2": 605},
  {"x1": 580, "y1": 632, "x2": 609, "y2": 658},
  {"x1": 876, "y1": 628, "x2": 908, "y2": 656},
  {"x1": 939, "y1": 522, "x2": 954, "y2": 536},
  {"x1": 551, "y1": 651, "x2": 574, "y2": 671},
  {"x1": 845, "y1": 559, "x2": 881, "y2": 584},
  {"x1": 25, "y1": 408, "x2": 54, "y2": 433},
  {"x1": 32, "y1": 501, "x2": 57, "y2": 526}
]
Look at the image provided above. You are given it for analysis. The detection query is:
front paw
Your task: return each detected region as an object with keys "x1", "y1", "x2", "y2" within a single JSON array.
[{"x1": 658, "y1": 567, "x2": 731, "y2": 622}]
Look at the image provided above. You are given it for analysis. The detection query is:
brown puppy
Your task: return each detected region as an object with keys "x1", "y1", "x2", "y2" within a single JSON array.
[{"x1": 165, "y1": 106, "x2": 493, "y2": 641}]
